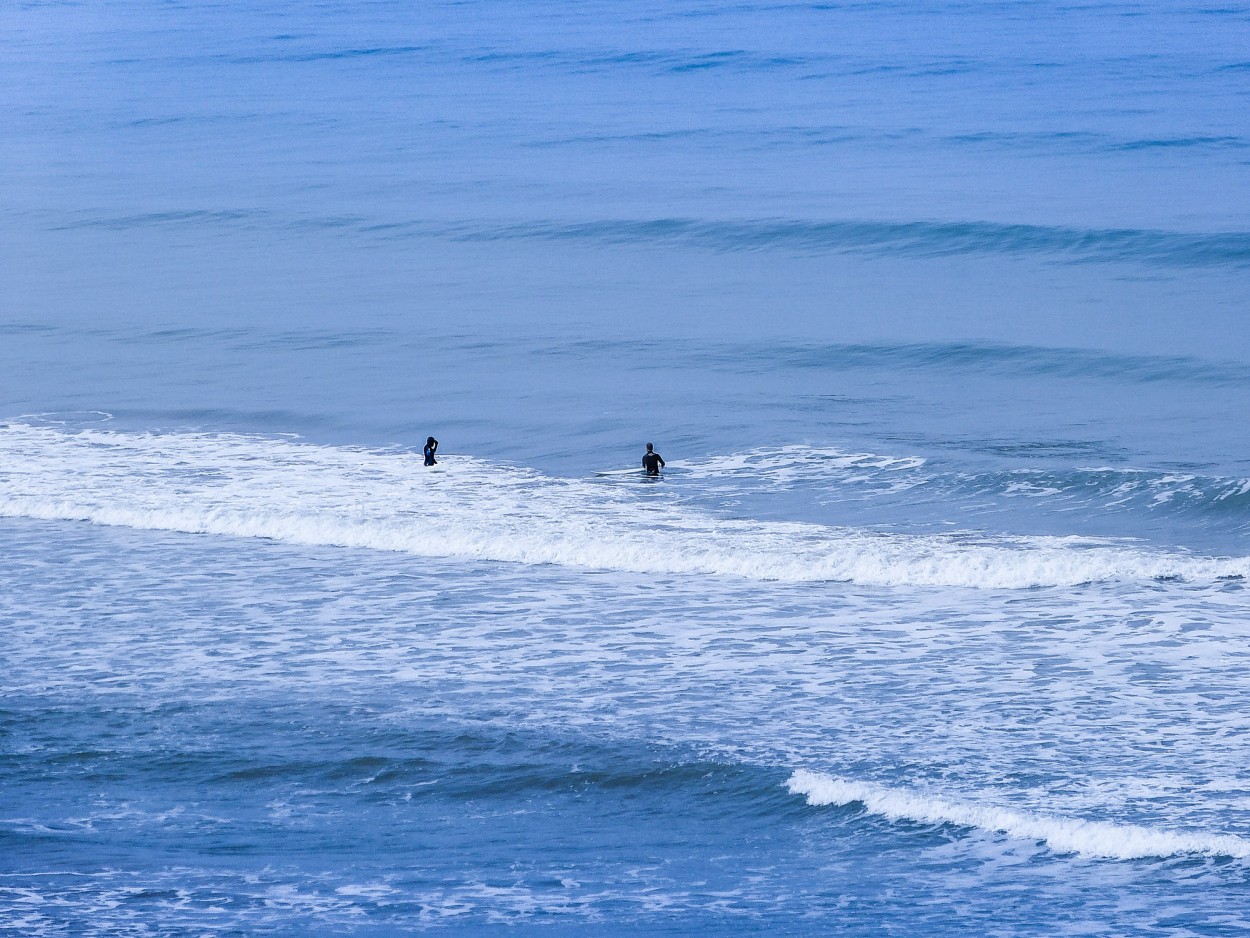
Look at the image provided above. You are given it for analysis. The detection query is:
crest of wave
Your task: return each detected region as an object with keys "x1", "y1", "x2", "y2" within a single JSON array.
[{"x1": 787, "y1": 769, "x2": 1250, "y2": 860}]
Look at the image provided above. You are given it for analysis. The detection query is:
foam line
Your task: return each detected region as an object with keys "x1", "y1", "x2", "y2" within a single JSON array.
[
  {"x1": 787, "y1": 770, "x2": 1250, "y2": 860},
  {"x1": 1, "y1": 425, "x2": 1248, "y2": 589}
]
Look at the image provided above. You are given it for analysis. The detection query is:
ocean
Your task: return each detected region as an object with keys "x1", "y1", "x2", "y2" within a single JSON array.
[{"x1": 3, "y1": 0, "x2": 1250, "y2": 934}]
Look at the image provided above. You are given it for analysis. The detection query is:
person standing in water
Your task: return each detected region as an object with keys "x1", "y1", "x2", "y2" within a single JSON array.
[
  {"x1": 424, "y1": 436, "x2": 439, "y2": 466},
  {"x1": 642, "y1": 442, "x2": 665, "y2": 476}
]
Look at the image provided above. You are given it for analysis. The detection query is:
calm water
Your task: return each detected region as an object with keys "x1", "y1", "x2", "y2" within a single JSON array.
[{"x1": 4, "y1": 1, "x2": 1250, "y2": 934}]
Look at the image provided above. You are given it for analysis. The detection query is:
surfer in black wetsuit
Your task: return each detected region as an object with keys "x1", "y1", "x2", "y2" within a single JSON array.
[
  {"x1": 642, "y1": 442, "x2": 665, "y2": 476},
  {"x1": 424, "y1": 436, "x2": 439, "y2": 466}
]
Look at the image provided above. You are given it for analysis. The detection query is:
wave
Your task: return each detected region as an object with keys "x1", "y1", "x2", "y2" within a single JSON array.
[
  {"x1": 677, "y1": 446, "x2": 930, "y2": 500},
  {"x1": 943, "y1": 130, "x2": 1250, "y2": 154},
  {"x1": 787, "y1": 770, "x2": 1250, "y2": 860},
  {"x1": 43, "y1": 209, "x2": 1250, "y2": 268},
  {"x1": 16, "y1": 322, "x2": 1247, "y2": 387},
  {"x1": 988, "y1": 467, "x2": 1250, "y2": 520},
  {"x1": 1, "y1": 425, "x2": 1247, "y2": 589},
  {"x1": 677, "y1": 446, "x2": 1250, "y2": 524},
  {"x1": 740, "y1": 340, "x2": 1250, "y2": 386},
  {"x1": 424, "y1": 218, "x2": 1250, "y2": 268}
]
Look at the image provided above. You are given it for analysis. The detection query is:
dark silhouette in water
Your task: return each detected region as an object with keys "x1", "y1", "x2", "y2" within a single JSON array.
[
  {"x1": 642, "y1": 442, "x2": 665, "y2": 476},
  {"x1": 424, "y1": 436, "x2": 439, "y2": 466}
]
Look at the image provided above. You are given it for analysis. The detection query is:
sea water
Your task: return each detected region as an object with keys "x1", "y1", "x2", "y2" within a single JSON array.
[{"x1": 3, "y1": 1, "x2": 1250, "y2": 934}]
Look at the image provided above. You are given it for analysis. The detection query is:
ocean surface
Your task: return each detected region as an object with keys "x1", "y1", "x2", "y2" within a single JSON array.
[{"x1": 4, "y1": 1, "x2": 1250, "y2": 934}]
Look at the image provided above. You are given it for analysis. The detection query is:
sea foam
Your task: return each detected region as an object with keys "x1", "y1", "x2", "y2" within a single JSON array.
[{"x1": 1, "y1": 425, "x2": 1247, "y2": 589}]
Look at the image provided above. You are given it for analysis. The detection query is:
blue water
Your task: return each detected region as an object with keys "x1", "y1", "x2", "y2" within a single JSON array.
[{"x1": 4, "y1": 1, "x2": 1250, "y2": 934}]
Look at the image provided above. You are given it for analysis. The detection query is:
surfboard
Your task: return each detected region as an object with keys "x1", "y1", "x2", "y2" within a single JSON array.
[{"x1": 594, "y1": 467, "x2": 645, "y2": 477}]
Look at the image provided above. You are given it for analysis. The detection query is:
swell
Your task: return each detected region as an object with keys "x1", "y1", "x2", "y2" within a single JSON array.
[
  {"x1": 788, "y1": 770, "x2": 1250, "y2": 861},
  {"x1": 430, "y1": 218, "x2": 1250, "y2": 267},
  {"x1": 6, "y1": 699, "x2": 796, "y2": 825},
  {"x1": 704, "y1": 340, "x2": 1250, "y2": 385},
  {"x1": 27, "y1": 690, "x2": 1245, "y2": 864},
  {"x1": 1, "y1": 425, "x2": 1247, "y2": 589},
  {"x1": 43, "y1": 210, "x2": 1250, "y2": 268},
  {"x1": 14, "y1": 325, "x2": 1247, "y2": 387}
]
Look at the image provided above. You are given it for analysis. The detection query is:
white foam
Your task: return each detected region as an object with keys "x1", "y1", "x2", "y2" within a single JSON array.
[
  {"x1": 675, "y1": 445, "x2": 927, "y2": 494},
  {"x1": 1218, "y1": 479, "x2": 1250, "y2": 500},
  {"x1": 1002, "y1": 481, "x2": 1063, "y2": 498},
  {"x1": 1, "y1": 425, "x2": 1247, "y2": 589},
  {"x1": 787, "y1": 769, "x2": 1250, "y2": 860}
]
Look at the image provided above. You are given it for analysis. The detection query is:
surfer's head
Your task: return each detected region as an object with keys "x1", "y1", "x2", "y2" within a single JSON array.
[{"x1": 646, "y1": 443, "x2": 654, "y2": 452}]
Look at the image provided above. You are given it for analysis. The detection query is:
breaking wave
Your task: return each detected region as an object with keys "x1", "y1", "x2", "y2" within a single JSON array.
[
  {"x1": 787, "y1": 770, "x2": 1250, "y2": 860},
  {"x1": 1, "y1": 425, "x2": 1248, "y2": 589},
  {"x1": 678, "y1": 446, "x2": 1250, "y2": 524}
]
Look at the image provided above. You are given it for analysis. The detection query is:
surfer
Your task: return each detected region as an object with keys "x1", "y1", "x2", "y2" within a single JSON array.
[
  {"x1": 642, "y1": 442, "x2": 665, "y2": 476},
  {"x1": 424, "y1": 436, "x2": 439, "y2": 466}
]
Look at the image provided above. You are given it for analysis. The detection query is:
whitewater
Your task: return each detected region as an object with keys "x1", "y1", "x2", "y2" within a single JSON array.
[{"x1": 3, "y1": 423, "x2": 1250, "y2": 589}]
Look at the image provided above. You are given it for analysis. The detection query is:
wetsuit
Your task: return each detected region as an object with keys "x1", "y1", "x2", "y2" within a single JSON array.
[
  {"x1": 642, "y1": 451, "x2": 665, "y2": 476},
  {"x1": 424, "y1": 440, "x2": 438, "y2": 466}
]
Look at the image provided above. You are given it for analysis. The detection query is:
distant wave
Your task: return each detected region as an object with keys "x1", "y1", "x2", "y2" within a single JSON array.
[
  {"x1": 50, "y1": 209, "x2": 268, "y2": 231},
  {"x1": 1109, "y1": 135, "x2": 1249, "y2": 152},
  {"x1": 712, "y1": 340, "x2": 1250, "y2": 385},
  {"x1": 430, "y1": 218, "x2": 1250, "y2": 267},
  {"x1": 239, "y1": 44, "x2": 428, "y2": 64},
  {"x1": 45, "y1": 210, "x2": 1250, "y2": 267},
  {"x1": 1, "y1": 426, "x2": 1248, "y2": 589},
  {"x1": 943, "y1": 130, "x2": 1249, "y2": 153},
  {"x1": 787, "y1": 770, "x2": 1250, "y2": 860},
  {"x1": 16, "y1": 316, "x2": 1247, "y2": 388}
]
